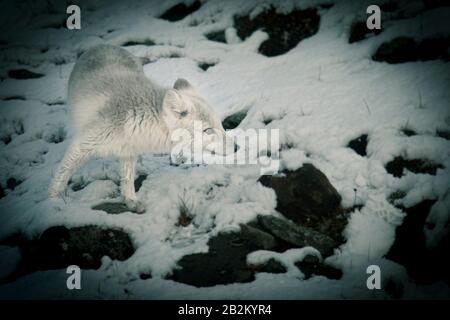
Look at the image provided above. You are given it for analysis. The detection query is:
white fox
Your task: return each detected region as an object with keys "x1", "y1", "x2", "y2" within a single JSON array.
[{"x1": 49, "y1": 44, "x2": 236, "y2": 213}]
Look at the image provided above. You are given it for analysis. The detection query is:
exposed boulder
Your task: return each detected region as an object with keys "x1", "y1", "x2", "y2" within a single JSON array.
[
  {"x1": 385, "y1": 157, "x2": 443, "y2": 178},
  {"x1": 349, "y1": 21, "x2": 382, "y2": 43},
  {"x1": 169, "y1": 224, "x2": 279, "y2": 287},
  {"x1": 234, "y1": 7, "x2": 320, "y2": 57},
  {"x1": 257, "y1": 215, "x2": 337, "y2": 257},
  {"x1": 373, "y1": 36, "x2": 450, "y2": 63},
  {"x1": 0, "y1": 226, "x2": 135, "y2": 283},
  {"x1": 159, "y1": 1, "x2": 202, "y2": 22},
  {"x1": 258, "y1": 164, "x2": 342, "y2": 227},
  {"x1": 387, "y1": 200, "x2": 450, "y2": 285}
]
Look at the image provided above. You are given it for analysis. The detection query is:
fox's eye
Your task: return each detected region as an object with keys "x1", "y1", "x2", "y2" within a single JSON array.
[
  {"x1": 178, "y1": 111, "x2": 188, "y2": 117},
  {"x1": 204, "y1": 128, "x2": 214, "y2": 135}
]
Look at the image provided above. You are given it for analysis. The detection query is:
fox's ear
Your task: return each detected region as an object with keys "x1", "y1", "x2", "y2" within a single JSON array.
[
  {"x1": 173, "y1": 78, "x2": 193, "y2": 91},
  {"x1": 163, "y1": 89, "x2": 189, "y2": 117}
]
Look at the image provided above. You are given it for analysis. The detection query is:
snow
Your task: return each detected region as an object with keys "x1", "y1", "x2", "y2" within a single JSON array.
[{"x1": 0, "y1": 0, "x2": 449, "y2": 299}]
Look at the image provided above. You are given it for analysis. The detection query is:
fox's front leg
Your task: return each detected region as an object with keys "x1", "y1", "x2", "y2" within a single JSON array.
[{"x1": 120, "y1": 156, "x2": 145, "y2": 213}]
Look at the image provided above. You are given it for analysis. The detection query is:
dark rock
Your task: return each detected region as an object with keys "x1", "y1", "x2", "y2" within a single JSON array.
[
  {"x1": 320, "y1": 4, "x2": 334, "y2": 9},
  {"x1": 36, "y1": 226, "x2": 133, "y2": 268},
  {"x1": 263, "y1": 118, "x2": 273, "y2": 125},
  {"x1": 134, "y1": 174, "x2": 147, "y2": 192},
  {"x1": 257, "y1": 215, "x2": 337, "y2": 257},
  {"x1": 249, "y1": 258, "x2": 286, "y2": 274},
  {"x1": 8, "y1": 69, "x2": 44, "y2": 79},
  {"x1": 373, "y1": 37, "x2": 417, "y2": 63},
  {"x1": 349, "y1": 21, "x2": 382, "y2": 43},
  {"x1": 198, "y1": 62, "x2": 215, "y2": 71},
  {"x1": 0, "y1": 233, "x2": 27, "y2": 247},
  {"x1": 258, "y1": 164, "x2": 342, "y2": 227},
  {"x1": 222, "y1": 110, "x2": 248, "y2": 129},
  {"x1": 140, "y1": 273, "x2": 152, "y2": 280},
  {"x1": 388, "y1": 190, "x2": 407, "y2": 205},
  {"x1": 347, "y1": 134, "x2": 368, "y2": 156},
  {"x1": 379, "y1": 1, "x2": 398, "y2": 12},
  {"x1": 205, "y1": 30, "x2": 226, "y2": 43},
  {"x1": 41, "y1": 18, "x2": 67, "y2": 30},
  {"x1": 234, "y1": 7, "x2": 320, "y2": 57},
  {"x1": 401, "y1": 128, "x2": 417, "y2": 137},
  {"x1": 423, "y1": 0, "x2": 450, "y2": 9},
  {"x1": 373, "y1": 36, "x2": 450, "y2": 64},
  {"x1": 139, "y1": 57, "x2": 152, "y2": 65},
  {"x1": 2, "y1": 226, "x2": 134, "y2": 283},
  {"x1": 384, "y1": 277, "x2": 404, "y2": 299},
  {"x1": 387, "y1": 199, "x2": 450, "y2": 285},
  {"x1": 1, "y1": 135, "x2": 12, "y2": 145},
  {"x1": 47, "y1": 101, "x2": 65, "y2": 106},
  {"x1": 159, "y1": 1, "x2": 202, "y2": 22},
  {"x1": 70, "y1": 180, "x2": 85, "y2": 192},
  {"x1": 0, "y1": 185, "x2": 4, "y2": 199},
  {"x1": 166, "y1": 52, "x2": 182, "y2": 58},
  {"x1": 295, "y1": 254, "x2": 342, "y2": 280},
  {"x1": 92, "y1": 202, "x2": 133, "y2": 214},
  {"x1": 343, "y1": 204, "x2": 364, "y2": 214},
  {"x1": 44, "y1": 127, "x2": 66, "y2": 143},
  {"x1": 436, "y1": 130, "x2": 450, "y2": 141},
  {"x1": 418, "y1": 38, "x2": 450, "y2": 61},
  {"x1": 240, "y1": 224, "x2": 279, "y2": 250},
  {"x1": 3, "y1": 96, "x2": 26, "y2": 101},
  {"x1": 6, "y1": 177, "x2": 22, "y2": 191},
  {"x1": 170, "y1": 225, "x2": 278, "y2": 287},
  {"x1": 122, "y1": 39, "x2": 155, "y2": 47},
  {"x1": 385, "y1": 157, "x2": 443, "y2": 178}
]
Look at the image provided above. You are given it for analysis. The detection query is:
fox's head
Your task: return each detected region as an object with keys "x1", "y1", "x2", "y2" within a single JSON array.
[{"x1": 162, "y1": 78, "x2": 237, "y2": 156}]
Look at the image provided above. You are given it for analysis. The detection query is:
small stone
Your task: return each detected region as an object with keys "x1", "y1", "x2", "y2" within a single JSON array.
[
  {"x1": 295, "y1": 254, "x2": 342, "y2": 280},
  {"x1": 222, "y1": 110, "x2": 248, "y2": 130},
  {"x1": 250, "y1": 258, "x2": 286, "y2": 274},
  {"x1": 8, "y1": 69, "x2": 44, "y2": 79}
]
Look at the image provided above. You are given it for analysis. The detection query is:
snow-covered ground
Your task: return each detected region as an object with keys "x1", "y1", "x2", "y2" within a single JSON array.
[{"x1": 0, "y1": 0, "x2": 449, "y2": 299}]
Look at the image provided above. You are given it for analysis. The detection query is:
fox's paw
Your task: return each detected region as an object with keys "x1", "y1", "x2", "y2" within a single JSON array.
[{"x1": 125, "y1": 199, "x2": 146, "y2": 213}]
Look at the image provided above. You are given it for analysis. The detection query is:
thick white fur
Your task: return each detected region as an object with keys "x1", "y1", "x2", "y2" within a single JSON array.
[{"x1": 49, "y1": 44, "x2": 234, "y2": 212}]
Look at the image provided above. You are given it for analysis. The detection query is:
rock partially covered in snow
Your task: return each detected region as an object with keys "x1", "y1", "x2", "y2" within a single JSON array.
[
  {"x1": 258, "y1": 164, "x2": 342, "y2": 226},
  {"x1": 170, "y1": 224, "x2": 279, "y2": 287},
  {"x1": 1, "y1": 226, "x2": 135, "y2": 283},
  {"x1": 387, "y1": 199, "x2": 450, "y2": 285},
  {"x1": 295, "y1": 254, "x2": 342, "y2": 280},
  {"x1": 257, "y1": 215, "x2": 337, "y2": 257}
]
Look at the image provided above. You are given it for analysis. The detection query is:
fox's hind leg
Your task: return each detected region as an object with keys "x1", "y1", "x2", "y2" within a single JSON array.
[
  {"x1": 120, "y1": 156, "x2": 145, "y2": 213},
  {"x1": 49, "y1": 127, "x2": 107, "y2": 198},
  {"x1": 49, "y1": 139, "x2": 94, "y2": 198}
]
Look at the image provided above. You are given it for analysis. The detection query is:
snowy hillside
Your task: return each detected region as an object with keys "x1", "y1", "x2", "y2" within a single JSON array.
[{"x1": 0, "y1": 0, "x2": 449, "y2": 299}]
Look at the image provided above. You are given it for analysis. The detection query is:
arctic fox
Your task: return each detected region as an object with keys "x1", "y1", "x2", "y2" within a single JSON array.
[{"x1": 49, "y1": 44, "x2": 236, "y2": 213}]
